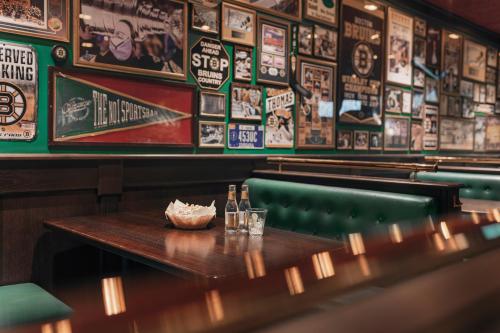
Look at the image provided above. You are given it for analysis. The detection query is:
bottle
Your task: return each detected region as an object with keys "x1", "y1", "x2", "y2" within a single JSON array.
[
  {"x1": 238, "y1": 185, "x2": 251, "y2": 233},
  {"x1": 225, "y1": 185, "x2": 239, "y2": 233}
]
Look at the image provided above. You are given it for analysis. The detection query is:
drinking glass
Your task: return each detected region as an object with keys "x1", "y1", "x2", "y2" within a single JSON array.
[{"x1": 247, "y1": 208, "x2": 267, "y2": 236}]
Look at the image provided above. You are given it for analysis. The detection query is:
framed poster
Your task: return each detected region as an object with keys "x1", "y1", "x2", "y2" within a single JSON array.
[
  {"x1": 414, "y1": 17, "x2": 426, "y2": 38},
  {"x1": 386, "y1": 8, "x2": 413, "y2": 86},
  {"x1": 474, "y1": 116, "x2": 487, "y2": 151},
  {"x1": 473, "y1": 83, "x2": 486, "y2": 103},
  {"x1": 227, "y1": 123, "x2": 264, "y2": 149},
  {"x1": 384, "y1": 116, "x2": 410, "y2": 151},
  {"x1": 199, "y1": 91, "x2": 226, "y2": 118},
  {"x1": 74, "y1": 0, "x2": 187, "y2": 80},
  {"x1": 298, "y1": 25, "x2": 313, "y2": 55},
  {"x1": 234, "y1": 46, "x2": 253, "y2": 82},
  {"x1": 192, "y1": 4, "x2": 219, "y2": 34},
  {"x1": 413, "y1": 37, "x2": 426, "y2": 67},
  {"x1": 426, "y1": 25, "x2": 441, "y2": 69},
  {"x1": 440, "y1": 95, "x2": 461, "y2": 117},
  {"x1": 0, "y1": 0, "x2": 69, "y2": 42},
  {"x1": 463, "y1": 39, "x2": 487, "y2": 82},
  {"x1": 485, "y1": 116, "x2": 500, "y2": 151},
  {"x1": 413, "y1": 68, "x2": 425, "y2": 88},
  {"x1": 296, "y1": 56, "x2": 336, "y2": 149},
  {"x1": 313, "y1": 25, "x2": 337, "y2": 61},
  {"x1": 411, "y1": 121, "x2": 424, "y2": 151},
  {"x1": 412, "y1": 89, "x2": 425, "y2": 119},
  {"x1": 50, "y1": 68, "x2": 195, "y2": 147},
  {"x1": 462, "y1": 97, "x2": 474, "y2": 118},
  {"x1": 385, "y1": 85, "x2": 404, "y2": 114},
  {"x1": 439, "y1": 118, "x2": 474, "y2": 151},
  {"x1": 369, "y1": 132, "x2": 383, "y2": 150},
  {"x1": 198, "y1": 121, "x2": 225, "y2": 148},
  {"x1": 488, "y1": 46, "x2": 498, "y2": 68},
  {"x1": 425, "y1": 76, "x2": 439, "y2": 104},
  {"x1": 304, "y1": 0, "x2": 337, "y2": 27},
  {"x1": 486, "y1": 67, "x2": 496, "y2": 84},
  {"x1": 441, "y1": 31, "x2": 461, "y2": 95},
  {"x1": 338, "y1": 0, "x2": 384, "y2": 125},
  {"x1": 232, "y1": 0, "x2": 301, "y2": 21},
  {"x1": 256, "y1": 15, "x2": 290, "y2": 86},
  {"x1": 221, "y1": 3, "x2": 256, "y2": 46},
  {"x1": 265, "y1": 87, "x2": 294, "y2": 148},
  {"x1": 460, "y1": 80, "x2": 474, "y2": 98},
  {"x1": 230, "y1": 83, "x2": 262, "y2": 121},
  {"x1": 354, "y1": 130, "x2": 369, "y2": 150},
  {"x1": 337, "y1": 130, "x2": 352, "y2": 150},
  {"x1": 0, "y1": 42, "x2": 37, "y2": 141},
  {"x1": 423, "y1": 104, "x2": 438, "y2": 150},
  {"x1": 487, "y1": 84, "x2": 497, "y2": 104}
]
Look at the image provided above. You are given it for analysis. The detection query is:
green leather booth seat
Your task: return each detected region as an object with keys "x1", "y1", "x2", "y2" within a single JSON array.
[
  {"x1": 244, "y1": 178, "x2": 436, "y2": 238},
  {"x1": 0, "y1": 283, "x2": 72, "y2": 328},
  {"x1": 415, "y1": 171, "x2": 500, "y2": 201}
]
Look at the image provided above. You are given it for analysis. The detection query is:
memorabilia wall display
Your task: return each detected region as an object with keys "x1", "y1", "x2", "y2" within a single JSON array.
[
  {"x1": 230, "y1": 83, "x2": 262, "y2": 121},
  {"x1": 338, "y1": 0, "x2": 384, "y2": 125},
  {"x1": 74, "y1": 0, "x2": 188, "y2": 80},
  {"x1": 413, "y1": 68, "x2": 425, "y2": 88},
  {"x1": 474, "y1": 116, "x2": 487, "y2": 151},
  {"x1": 473, "y1": 83, "x2": 486, "y2": 103},
  {"x1": 462, "y1": 98, "x2": 474, "y2": 118},
  {"x1": 440, "y1": 95, "x2": 461, "y2": 117},
  {"x1": 199, "y1": 91, "x2": 226, "y2": 118},
  {"x1": 304, "y1": 0, "x2": 337, "y2": 26},
  {"x1": 298, "y1": 25, "x2": 313, "y2": 55},
  {"x1": 413, "y1": 37, "x2": 426, "y2": 66},
  {"x1": 486, "y1": 84, "x2": 496, "y2": 104},
  {"x1": 354, "y1": 130, "x2": 369, "y2": 150},
  {"x1": 0, "y1": 42, "x2": 37, "y2": 141},
  {"x1": 411, "y1": 121, "x2": 424, "y2": 151},
  {"x1": 296, "y1": 56, "x2": 336, "y2": 148},
  {"x1": 50, "y1": 69, "x2": 195, "y2": 146},
  {"x1": 487, "y1": 46, "x2": 498, "y2": 68},
  {"x1": 0, "y1": 0, "x2": 69, "y2": 42},
  {"x1": 441, "y1": 31, "x2": 461, "y2": 95},
  {"x1": 386, "y1": 8, "x2": 413, "y2": 86},
  {"x1": 425, "y1": 77, "x2": 439, "y2": 104},
  {"x1": 190, "y1": 37, "x2": 230, "y2": 90},
  {"x1": 460, "y1": 80, "x2": 474, "y2": 98},
  {"x1": 486, "y1": 67, "x2": 496, "y2": 84},
  {"x1": 412, "y1": 90, "x2": 425, "y2": 119},
  {"x1": 439, "y1": 118, "x2": 474, "y2": 151},
  {"x1": 384, "y1": 116, "x2": 410, "y2": 151},
  {"x1": 227, "y1": 123, "x2": 264, "y2": 149},
  {"x1": 313, "y1": 25, "x2": 337, "y2": 61},
  {"x1": 369, "y1": 132, "x2": 383, "y2": 150},
  {"x1": 485, "y1": 116, "x2": 500, "y2": 151},
  {"x1": 423, "y1": 104, "x2": 438, "y2": 150},
  {"x1": 234, "y1": 46, "x2": 253, "y2": 82},
  {"x1": 198, "y1": 121, "x2": 225, "y2": 148},
  {"x1": 337, "y1": 130, "x2": 352, "y2": 150},
  {"x1": 233, "y1": 0, "x2": 300, "y2": 21},
  {"x1": 192, "y1": 4, "x2": 219, "y2": 34},
  {"x1": 265, "y1": 87, "x2": 294, "y2": 148},
  {"x1": 221, "y1": 3, "x2": 256, "y2": 46},
  {"x1": 463, "y1": 39, "x2": 487, "y2": 82},
  {"x1": 426, "y1": 25, "x2": 441, "y2": 69},
  {"x1": 257, "y1": 15, "x2": 290, "y2": 86},
  {"x1": 414, "y1": 17, "x2": 426, "y2": 38}
]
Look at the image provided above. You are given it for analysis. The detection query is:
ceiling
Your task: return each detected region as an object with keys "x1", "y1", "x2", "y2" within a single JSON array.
[{"x1": 424, "y1": 0, "x2": 500, "y2": 35}]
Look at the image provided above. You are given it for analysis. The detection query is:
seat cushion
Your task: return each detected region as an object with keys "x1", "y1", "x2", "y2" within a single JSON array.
[
  {"x1": 0, "y1": 283, "x2": 72, "y2": 328},
  {"x1": 415, "y1": 171, "x2": 500, "y2": 201}
]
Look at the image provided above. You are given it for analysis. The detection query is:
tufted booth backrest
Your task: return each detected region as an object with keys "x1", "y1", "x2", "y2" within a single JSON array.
[
  {"x1": 414, "y1": 171, "x2": 500, "y2": 201},
  {"x1": 244, "y1": 178, "x2": 437, "y2": 238}
]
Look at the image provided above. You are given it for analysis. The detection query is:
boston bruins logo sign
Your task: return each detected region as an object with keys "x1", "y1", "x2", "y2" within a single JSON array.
[
  {"x1": 0, "y1": 83, "x2": 27, "y2": 126},
  {"x1": 352, "y1": 42, "x2": 374, "y2": 77}
]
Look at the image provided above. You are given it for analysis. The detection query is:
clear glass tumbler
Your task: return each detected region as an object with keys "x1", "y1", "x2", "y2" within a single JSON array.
[{"x1": 247, "y1": 208, "x2": 267, "y2": 236}]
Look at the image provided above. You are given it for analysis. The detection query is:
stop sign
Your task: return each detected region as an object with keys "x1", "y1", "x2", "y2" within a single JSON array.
[{"x1": 190, "y1": 37, "x2": 230, "y2": 90}]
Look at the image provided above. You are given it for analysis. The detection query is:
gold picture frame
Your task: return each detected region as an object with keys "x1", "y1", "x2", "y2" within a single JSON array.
[
  {"x1": 191, "y1": 3, "x2": 219, "y2": 35},
  {"x1": 463, "y1": 39, "x2": 487, "y2": 82},
  {"x1": 304, "y1": 0, "x2": 338, "y2": 27},
  {"x1": 198, "y1": 120, "x2": 226, "y2": 148},
  {"x1": 221, "y1": 2, "x2": 256, "y2": 47},
  {"x1": 230, "y1": 0, "x2": 301, "y2": 22}
]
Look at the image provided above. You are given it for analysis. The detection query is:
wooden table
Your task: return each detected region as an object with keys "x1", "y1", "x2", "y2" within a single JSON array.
[
  {"x1": 461, "y1": 198, "x2": 500, "y2": 214},
  {"x1": 44, "y1": 211, "x2": 342, "y2": 280}
]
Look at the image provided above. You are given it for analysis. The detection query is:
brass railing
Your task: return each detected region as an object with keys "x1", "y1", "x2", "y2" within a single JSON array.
[{"x1": 425, "y1": 156, "x2": 500, "y2": 165}]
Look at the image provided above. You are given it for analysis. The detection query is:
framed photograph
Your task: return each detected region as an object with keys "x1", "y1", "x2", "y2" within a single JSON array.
[
  {"x1": 304, "y1": 0, "x2": 337, "y2": 27},
  {"x1": 337, "y1": 130, "x2": 352, "y2": 150},
  {"x1": 475, "y1": 103, "x2": 494, "y2": 114},
  {"x1": 460, "y1": 80, "x2": 474, "y2": 98},
  {"x1": 439, "y1": 118, "x2": 474, "y2": 151},
  {"x1": 440, "y1": 95, "x2": 461, "y2": 117},
  {"x1": 413, "y1": 37, "x2": 426, "y2": 66},
  {"x1": 487, "y1": 84, "x2": 497, "y2": 104},
  {"x1": 411, "y1": 121, "x2": 424, "y2": 151},
  {"x1": 230, "y1": 83, "x2": 262, "y2": 121},
  {"x1": 227, "y1": 123, "x2": 264, "y2": 149},
  {"x1": 192, "y1": 4, "x2": 219, "y2": 34},
  {"x1": 354, "y1": 130, "x2": 369, "y2": 150},
  {"x1": 199, "y1": 121, "x2": 225, "y2": 148},
  {"x1": 462, "y1": 97, "x2": 474, "y2": 118},
  {"x1": 474, "y1": 83, "x2": 486, "y2": 103},
  {"x1": 265, "y1": 88, "x2": 294, "y2": 148},
  {"x1": 0, "y1": 0, "x2": 69, "y2": 42},
  {"x1": 441, "y1": 31, "x2": 461, "y2": 95},
  {"x1": 74, "y1": 0, "x2": 187, "y2": 80},
  {"x1": 488, "y1": 46, "x2": 498, "y2": 68},
  {"x1": 221, "y1": 3, "x2": 256, "y2": 46},
  {"x1": 199, "y1": 91, "x2": 226, "y2": 118},
  {"x1": 412, "y1": 89, "x2": 425, "y2": 119},
  {"x1": 426, "y1": 25, "x2": 441, "y2": 69},
  {"x1": 233, "y1": 0, "x2": 301, "y2": 21},
  {"x1": 402, "y1": 91, "x2": 412, "y2": 114},
  {"x1": 425, "y1": 77, "x2": 439, "y2": 104},
  {"x1": 474, "y1": 116, "x2": 487, "y2": 151},
  {"x1": 386, "y1": 8, "x2": 413, "y2": 86},
  {"x1": 413, "y1": 68, "x2": 425, "y2": 88},
  {"x1": 485, "y1": 116, "x2": 500, "y2": 151},
  {"x1": 423, "y1": 104, "x2": 438, "y2": 150},
  {"x1": 296, "y1": 56, "x2": 336, "y2": 149},
  {"x1": 414, "y1": 17, "x2": 426, "y2": 38},
  {"x1": 257, "y1": 15, "x2": 290, "y2": 86},
  {"x1": 463, "y1": 39, "x2": 487, "y2": 82},
  {"x1": 369, "y1": 132, "x2": 383, "y2": 150},
  {"x1": 234, "y1": 46, "x2": 253, "y2": 82},
  {"x1": 486, "y1": 67, "x2": 496, "y2": 84},
  {"x1": 50, "y1": 68, "x2": 196, "y2": 147},
  {"x1": 313, "y1": 25, "x2": 337, "y2": 61},
  {"x1": 384, "y1": 116, "x2": 410, "y2": 151},
  {"x1": 298, "y1": 25, "x2": 313, "y2": 55},
  {"x1": 385, "y1": 85, "x2": 404, "y2": 113}
]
